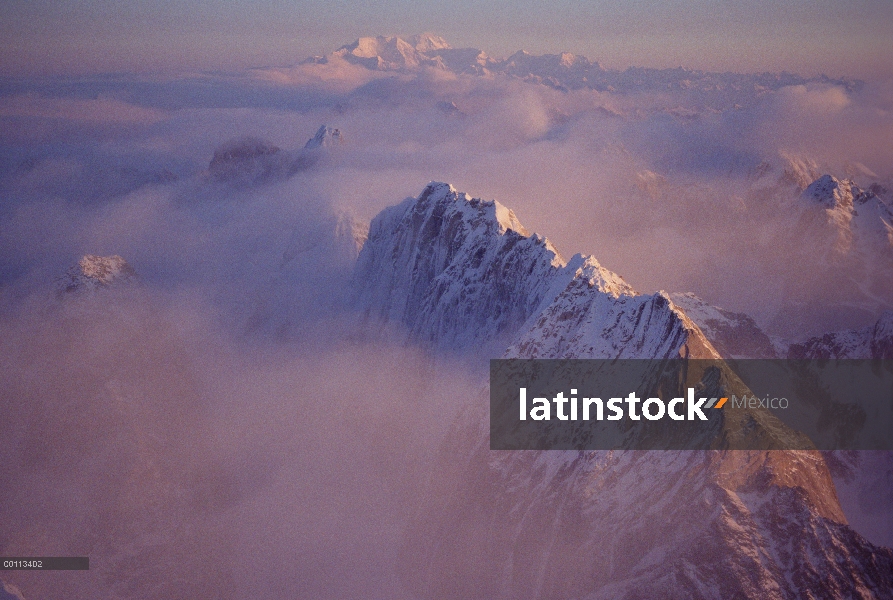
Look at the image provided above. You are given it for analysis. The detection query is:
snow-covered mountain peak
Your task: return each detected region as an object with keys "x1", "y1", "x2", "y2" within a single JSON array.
[
  {"x1": 304, "y1": 124, "x2": 343, "y2": 149},
  {"x1": 352, "y1": 36, "x2": 393, "y2": 57},
  {"x1": 799, "y1": 174, "x2": 893, "y2": 252},
  {"x1": 351, "y1": 185, "x2": 893, "y2": 599},
  {"x1": 800, "y1": 173, "x2": 886, "y2": 212},
  {"x1": 353, "y1": 182, "x2": 577, "y2": 350},
  {"x1": 503, "y1": 49, "x2": 594, "y2": 71},
  {"x1": 333, "y1": 35, "x2": 446, "y2": 70},
  {"x1": 295, "y1": 36, "x2": 859, "y2": 104},
  {"x1": 354, "y1": 182, "x2": 726, "y2": 360},
  {"x1": 558, "y1": 52, "x2": 579, "y2": 67},
  {"x1": 75, "y1": 254, "x2": 133, "y2": 283},
  {"x1": 566, "y1": 253, "x2": 635, "y2": 298},
  {"x1": 408, "y1": 33, "x2": 452, "y2": 53},
  {"x1": 803, "y1": 174, "x2": 856, "y2": 209},
  {"x1": 59, "y1": 254, "x2": 136, "y2": 294},
  {"x1": 419, "y1": 181, "x2": 534, "y2": 238}
]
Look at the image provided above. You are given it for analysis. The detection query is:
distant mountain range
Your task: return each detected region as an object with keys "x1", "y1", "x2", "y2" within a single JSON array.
[{"x1": 299, "y1": 33, "x2": 861, "y2": 100}]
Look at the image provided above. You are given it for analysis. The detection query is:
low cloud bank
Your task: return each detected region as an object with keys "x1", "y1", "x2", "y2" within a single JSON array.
[{"x1": 1, "y1": 54, "x2": 893, "y2": 597}]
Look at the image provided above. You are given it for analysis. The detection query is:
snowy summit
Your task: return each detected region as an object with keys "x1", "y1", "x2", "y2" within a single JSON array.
[{"x1": 59, "y1": 255, "x2": 136, "y2": 294}]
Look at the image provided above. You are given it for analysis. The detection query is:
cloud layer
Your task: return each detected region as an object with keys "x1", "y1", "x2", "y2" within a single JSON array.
[{"x1": 2, "y1": 55, "x2": 893, "y2": 597}]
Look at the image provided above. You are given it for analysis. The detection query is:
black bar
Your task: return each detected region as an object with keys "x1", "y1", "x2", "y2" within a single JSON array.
[{"x1": 0, "y1": 557, "x2": 89, "y2": 570}]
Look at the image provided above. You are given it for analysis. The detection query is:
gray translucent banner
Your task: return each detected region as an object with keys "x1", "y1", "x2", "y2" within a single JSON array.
[
  {"x1": 0, "y1": 557, "x2": 89, "y2": 570},
  {"x1": 490, "y1": 359, "x2": 893, "y2": 450}
]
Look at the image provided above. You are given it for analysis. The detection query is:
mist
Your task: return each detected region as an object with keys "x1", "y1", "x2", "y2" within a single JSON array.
[
  {"x1": 0, "y1": 274, "x2": 481, "y2": 598},
  {"x1": 4, "y1": 65, "x2": 892, "y2": 334},
  {"x1": 2, "y1": 54, "x2": 893, "y2": 597}
]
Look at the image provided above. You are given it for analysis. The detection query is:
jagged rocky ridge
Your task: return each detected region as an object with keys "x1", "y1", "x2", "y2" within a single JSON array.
[
  {"x1": 351, "y1": 182, "x2": 893, "y2": 599},
  {"x1": 590, "y1": 290, "x2": 893, "y2": 551},
  {"x1": 354, "y1": 182, "x2": 723, "y2": 359},
  {"x1": 354, "y1": 182, "x2": 571, "y2": 352},
  {"x1": 354, "y1": 182, "x2": 779, "y2": 362}
]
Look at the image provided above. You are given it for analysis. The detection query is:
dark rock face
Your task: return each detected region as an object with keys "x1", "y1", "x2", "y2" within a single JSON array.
[
  {"x1": 208, "y1": 125, "x2": 343, "y2": 186},
  {"x1": 208, "y1": 137, "x2": 286, "y2": 184}
]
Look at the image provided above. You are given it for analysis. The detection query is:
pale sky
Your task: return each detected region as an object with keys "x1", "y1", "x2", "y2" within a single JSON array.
[{"x1": 2, "y1": 0, "x2": 892, "y2": 78}]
